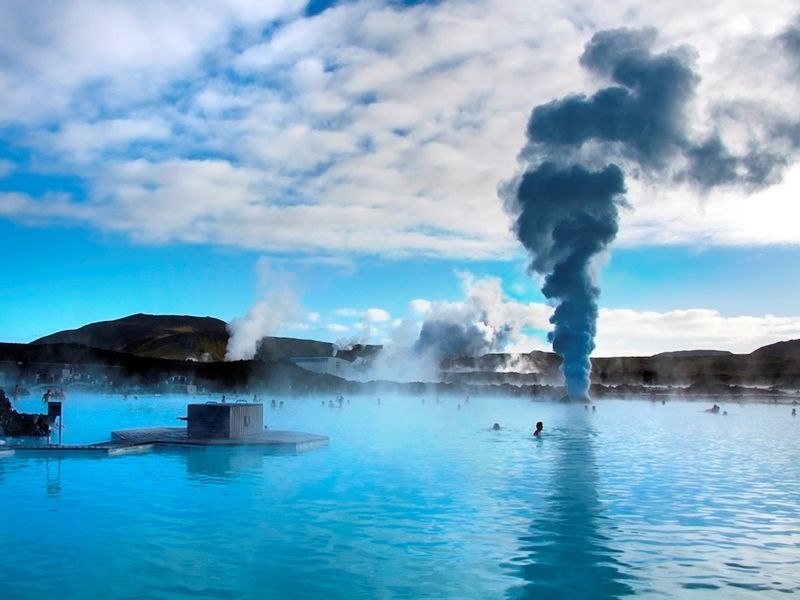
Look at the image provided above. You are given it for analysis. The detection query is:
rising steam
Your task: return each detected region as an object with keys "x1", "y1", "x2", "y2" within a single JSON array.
[
  {"x1": 363, "y1": 273, "x2": 550, "y2": 383},
  {"x1": 504, "y1": 23, "x2": 800, "y2": 398},
  {"x1": 225, "y1": 260, "x2": 300, "y2": 361}
]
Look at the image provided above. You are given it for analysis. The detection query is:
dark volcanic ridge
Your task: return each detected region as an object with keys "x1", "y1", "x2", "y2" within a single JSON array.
[{"x1": 7, "y1": 314, "x2": 800, "y2": 393}]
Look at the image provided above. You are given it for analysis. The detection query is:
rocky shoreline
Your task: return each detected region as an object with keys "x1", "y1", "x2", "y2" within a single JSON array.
[{"x1": 0, "y1": 389, "x2": 51, "y2": 437}]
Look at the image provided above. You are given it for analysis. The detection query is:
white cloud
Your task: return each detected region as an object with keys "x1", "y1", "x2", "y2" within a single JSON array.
[
  {"x1": 409, "y1": 299, "x2": 431, "y2": 315},
  {"x1": 594, "y1": 307, "x2": 800, "y2": 356},
  {"x1": 326, "y1": 323, "x2": 351, "y2": 333},
  {"x1": 0, "y1": 0, "x2": 798, "y2": 256},
  {"x1": 364, "y1": 307, "x2": 390, "y2": 322},
  {"x1": 333, "y1": 308, "x2": 359, "y2": 318}
]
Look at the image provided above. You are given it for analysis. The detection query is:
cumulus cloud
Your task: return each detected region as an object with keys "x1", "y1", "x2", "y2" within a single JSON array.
[
  {"x1": 595, "y1": 307, "x2": 800, "y2": 356},
  {"x1": 364, "y1": 307, "x2": 390, "y2": 322},
  {"x1": 0, "y1": 1, "x2": 797, "y2": 257},
  {"x1": 409, "y1": 299, "x2": 432, "y2": 315}
]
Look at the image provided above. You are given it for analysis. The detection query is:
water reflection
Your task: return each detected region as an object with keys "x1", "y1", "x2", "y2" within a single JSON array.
[
  {"x1": 176, "y1": 446, "x2": 267, "y2": 480},
  {"x1": 45, "y1": 457, "x2": 62, "y2": 497},
  {"x1": 507, "y1": 410, "x2": 636, "y2": 598}
]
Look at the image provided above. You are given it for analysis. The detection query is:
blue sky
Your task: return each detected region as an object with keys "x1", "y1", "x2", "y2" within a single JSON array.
[{"x1": 1, "y1": 0, "x2": 799, "y2": 357}]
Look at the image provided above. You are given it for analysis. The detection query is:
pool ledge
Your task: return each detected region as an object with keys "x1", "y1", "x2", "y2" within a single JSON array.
[{"x1": 6, "y1": 427, "x2": 329, "y2": 456}]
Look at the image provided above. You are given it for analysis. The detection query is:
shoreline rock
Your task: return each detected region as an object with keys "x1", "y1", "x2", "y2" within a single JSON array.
[{"x1": 0, "y1": 389, "x2": 51, "y2": 437}]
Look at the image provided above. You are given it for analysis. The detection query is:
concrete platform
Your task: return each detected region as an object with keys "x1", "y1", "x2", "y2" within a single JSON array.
[
  {"x1": 5, "y1": 427, "x2": 329, "y2": 456},
  {"x1": 111, "y1": 426, "x2": 329, "y2": 451}
]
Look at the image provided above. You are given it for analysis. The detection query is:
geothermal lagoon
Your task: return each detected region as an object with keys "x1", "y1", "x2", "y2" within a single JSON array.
[{"x1": 1, "y1": 392, "x2": 799, "y2": 599}]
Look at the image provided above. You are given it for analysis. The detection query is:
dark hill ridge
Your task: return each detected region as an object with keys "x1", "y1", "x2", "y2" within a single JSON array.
[
  {"x1": 33, "y1": 313, "x2": 382, "y2": 363},
  {"x1": 33, "y1": 313, "x2": 229, "y2": 362},
  {"x1": 750, "y1": 339, "x2": 800, "y2": 357},
  {"x1": 651, "y1": 350, "x2": 734, "y2": 358},
  {"x1": 19, "y1": 314, "x2": 800, "y2": 388}
]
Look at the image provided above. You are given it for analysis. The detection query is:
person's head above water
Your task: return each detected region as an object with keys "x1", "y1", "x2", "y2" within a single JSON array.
[
  {"x1": 492, "y1": 423, "x2": 500, "y2": 430},
  {"x1": 533, "y1": 421, "x2": 543, "y2": 436}
]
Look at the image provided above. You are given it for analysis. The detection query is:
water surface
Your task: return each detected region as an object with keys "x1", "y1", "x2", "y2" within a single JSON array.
[{"x1": 1, "y1": 393, "x2": 798, "y2": 598}]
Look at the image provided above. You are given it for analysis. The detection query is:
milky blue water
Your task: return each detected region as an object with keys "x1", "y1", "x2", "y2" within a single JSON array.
[{"x1": 1, "y1": 393, "x2": 799, "y2": 599}]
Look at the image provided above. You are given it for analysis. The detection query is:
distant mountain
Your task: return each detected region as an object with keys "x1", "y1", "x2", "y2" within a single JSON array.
[
  {"x1": 32, "y1": 313, "x2": 229, "y2": 362},
  {"x1": 750, "y1": 339, "x2": 800, "y2": 358},
  {"x1": 651, "y1": 350, "x2": 734, "y2": 358},
  {"x1": 31, "y1": 313, "x2": 382, "y2": 364},
  {"x1": 255, "y1": 336, "x2": 382, "y2": 362}
]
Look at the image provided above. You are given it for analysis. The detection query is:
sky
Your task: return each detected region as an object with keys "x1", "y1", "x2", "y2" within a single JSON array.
[{"x1": 1, "y1": 0, "x2": 799, "y2": 358}]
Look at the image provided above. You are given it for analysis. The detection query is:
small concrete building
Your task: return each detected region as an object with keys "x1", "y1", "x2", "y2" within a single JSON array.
[{"x1": 187, "y1": 403, "x2": 263, "y2": 439}]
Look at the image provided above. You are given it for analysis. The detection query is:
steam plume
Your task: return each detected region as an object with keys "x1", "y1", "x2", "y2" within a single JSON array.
[
  {"x1": 510, "y1": 164, "x2": 625, "y2": 398},
  {"x1": 505, "y1": 22, "x2": 800, "y2": 398},
  {"x1": 413, "y1": 273, "x2": 525, "y2": 362},
  {"x1": 225, "y1": 260, "x2": 299, "y2": 361}
]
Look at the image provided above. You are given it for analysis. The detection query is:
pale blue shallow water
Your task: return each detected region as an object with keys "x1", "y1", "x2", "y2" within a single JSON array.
[{"x1": 1, "y1": 393, "x2": 799, "y2": 599}]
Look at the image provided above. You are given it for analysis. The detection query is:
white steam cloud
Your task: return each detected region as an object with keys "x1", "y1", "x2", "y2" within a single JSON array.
[
  {"x1": 225, "y1": 259, "x2": 300, "y2": 361},
  {"x1": 360, "y1": 272, "x2": 551, "y2": 382}
]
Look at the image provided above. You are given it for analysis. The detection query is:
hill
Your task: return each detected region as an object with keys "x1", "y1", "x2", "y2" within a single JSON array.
[
  {"x1": 750, "y1": 339, "x2": 800, "y2": 358},
  {"x1": 651, "y1": 350, "x2": 733, "y2": 358},
  {"x1": 32, "y1": 314, "x2": 382, "y2": 364},
  {"x1": 32, "y1": 313, "x2": 229, "y2": 361}
]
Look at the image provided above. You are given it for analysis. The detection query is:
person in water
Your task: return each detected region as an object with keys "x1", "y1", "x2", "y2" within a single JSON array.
[
  {"x1": 491, "y1": 423, "x2": 500, "y2": 430},
  {"x1": 533, "y1": 421, "x2": 543, "y2": 437}
]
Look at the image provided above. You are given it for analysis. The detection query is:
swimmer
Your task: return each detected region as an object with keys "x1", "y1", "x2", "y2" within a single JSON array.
[
  {"x1": 705, "y1": 404, "x2": 720, "y2": 414},
  {"x1": 533, "y1": 421, "x2": 543, "y2": 437},
  {"x1": 271, "y1": 398, "x2": 277, "y2": 408},
  {"x1": 592, "y1": 405, "x2": 596, "y2": 412},
  {"x1": 491, "y1": 423, "x2": 500, "y2": 430},
  {"x1": 792, "y1": 408, "x2": 797, "y2": 416},
  {"x1": 221, "y1": 394, "x2": 226, "y2": 403}
]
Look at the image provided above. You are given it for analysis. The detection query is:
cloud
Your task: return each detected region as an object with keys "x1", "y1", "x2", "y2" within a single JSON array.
[
  {"x1": 0, "y1": 1, "x2": 798, "y2": 257},
  {"x1": 594, "y1": 307, "x2": 800, "y2": 356},
  {"x1": 326, "y1": 323, "x2": 351, "y2": 333},
  {"x1": 364, "y1": 307, "x2": 390, "y2": 322},
  {"x1": 408, "y1": 299, "x2": 431, "y2": 315}
]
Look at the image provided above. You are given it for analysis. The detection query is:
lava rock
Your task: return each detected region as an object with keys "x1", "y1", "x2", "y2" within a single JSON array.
[{"x1": 0, "y1": 389, "x2": 51, "y2": 437}]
